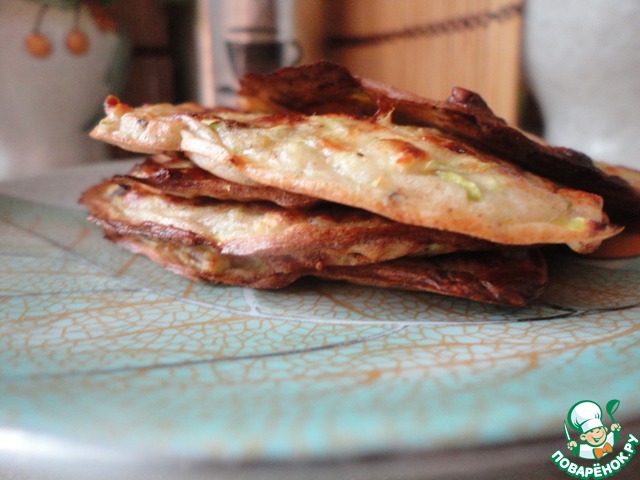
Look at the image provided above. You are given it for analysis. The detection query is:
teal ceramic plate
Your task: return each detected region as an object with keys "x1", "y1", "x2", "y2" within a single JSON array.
[{"x1": 1, "y1": 164, "x2": 639, "y2": 478}]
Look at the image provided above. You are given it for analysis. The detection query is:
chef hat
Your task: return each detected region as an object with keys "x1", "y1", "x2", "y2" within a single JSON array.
[{"x1": 568, "y1": 401, "x2": 604, "y2": 433}]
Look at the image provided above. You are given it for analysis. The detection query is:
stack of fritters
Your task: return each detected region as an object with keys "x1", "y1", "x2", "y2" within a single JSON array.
[{"x1": 81, "y1": 62, "x2": 639, "y2": 306}]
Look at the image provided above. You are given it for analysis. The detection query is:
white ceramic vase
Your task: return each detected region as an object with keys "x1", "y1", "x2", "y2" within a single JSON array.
[
  {"x1": 0, "y1": 0, "x2": 129, "y2": 180},
  {"x1": 523, "y1": 0, "x2": 640, "y2": 168}
]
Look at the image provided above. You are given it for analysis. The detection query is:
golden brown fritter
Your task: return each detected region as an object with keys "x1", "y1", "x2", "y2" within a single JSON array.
[
  {"x1": 91, "y1": 97, "x2": 619, "y2": 253},
  {"x1": 115, "y1": 156, "x2": 320, "y2": 209},
  {"x1": 239, "y1": 61, "x2": 640, "y2": 221},
  {"x1": 80, "y1": 179, "x2": 496, "y2": 267},
  {"x1": 103, "y1": 231, "x2": 547, "y2": 306},
  {"x1": 82, "y1": 62, "x2": 640, "y2": 305}
]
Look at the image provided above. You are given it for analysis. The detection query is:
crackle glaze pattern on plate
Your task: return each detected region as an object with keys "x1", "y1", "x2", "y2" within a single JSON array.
[{"x1": 1, "y1": 194, "x2": 639, "y2": 462}]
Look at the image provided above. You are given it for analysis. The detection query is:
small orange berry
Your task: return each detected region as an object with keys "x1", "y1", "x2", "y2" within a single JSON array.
[
  {"x1": 25, "y1": 33, "x2": 52, "y2": 58},
  {"x1": 66, "y1": 30, "x2": 89, "y2": 55}
]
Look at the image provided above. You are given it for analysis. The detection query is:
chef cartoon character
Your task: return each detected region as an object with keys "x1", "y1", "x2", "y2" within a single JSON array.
[{"x1": 566, "y1": 400, "x2": 622, "y2": 460}]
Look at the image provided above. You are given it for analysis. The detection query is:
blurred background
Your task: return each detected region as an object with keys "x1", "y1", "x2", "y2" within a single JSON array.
[
  {"x1": 1, "y1": 0, "x2": 638, "y2": 180},
  {"x1": 115, "y1": 0, "x2": 526, "y2": 125}
]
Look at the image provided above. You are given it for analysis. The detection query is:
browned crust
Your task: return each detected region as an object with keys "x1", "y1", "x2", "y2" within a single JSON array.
[
  {"x1": 116, "y1": 156, "x2": 320, "y2": 209},
  {"x1": 239, "y1": 61, "x2": 640, "y2": 221},
  {"x1": 105, "y1": 231, "x2": 306, "y2": 289},
  {"x1": 90, "y1": 96, "x2": 212, "y2": 153},
  {"x1": 320, "y1": 250, "x2": 548, "y2": 307},
  {"x1": 182, "y1": 109, "x2": 620, "y2": 253},
  {"x1": 79, "y1": 179, "x2": 498, "y2": 262},
  {"x1": 86, "y1": 84, "x2": 622, "y2": 252},
  {"x1": 104, "y1": 231, "x2": 547, "y2": 306}
]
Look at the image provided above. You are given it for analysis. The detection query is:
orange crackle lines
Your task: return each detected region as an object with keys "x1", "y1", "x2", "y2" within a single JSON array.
[
  {"x1": 283, "y1": 350, "x2": 519, "y2": 388},
  {"x1": 66, "y1": 224, "x2": 91, "y2": 249},
  {"x1": 617, "y1": 336, "x2": 640, "y2": 355},
  {"x1": 115, "y1": 255, "x2": 138, "y2": 277},
  {"x1": 315, "y1": 285, "x2": 379, "y2": 320},
  {"x1": 9, "y1": 310, "x2": 78, "y2": 334},
  {"x1": 6, "y1": 293, "x2": 172, "y2": 324},
  {"x1": 551, "y1": 323, "x2": 640, "y2": 365},
  {"x1": 4, "y1": 305, "x2": 257, "y2": 370},
  {"x1": 363, "y1": 368, "x2": 383, "y2": 383},
  {"x1": 278, "y1": 321, "x2": 640, "y2": 386},
  {"x1": 182, "y1": 281, "x2": 194, "y2": 298},
  {"x1": 6, "y1": 325, "x2": 338, "y2": 382},
  {"x1": 110, "y1": 314, "x2": 246, "y2": 352},
  {"x1": 406, "y1": 291, "x2": 471, "y2": 315}
]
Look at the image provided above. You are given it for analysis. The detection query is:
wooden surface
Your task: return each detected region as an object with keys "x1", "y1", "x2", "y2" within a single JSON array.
[
  {"x1": 108, "y1": 0, "x2": 524, "y2": 125},
  {"x1": 327, "y1": 0, "x2": 524, "y2": 123}
]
